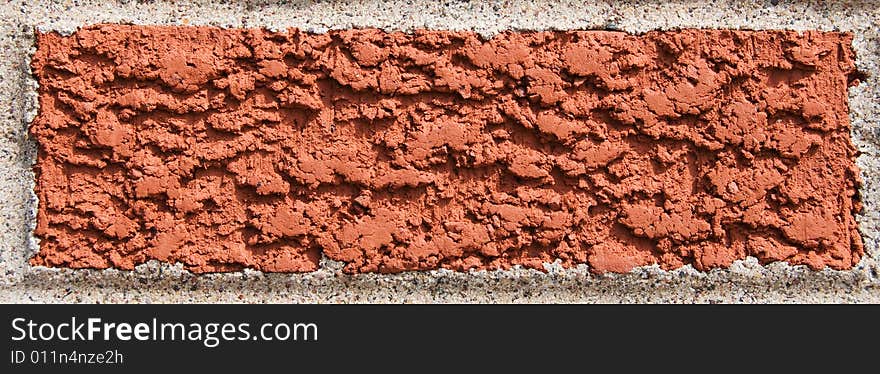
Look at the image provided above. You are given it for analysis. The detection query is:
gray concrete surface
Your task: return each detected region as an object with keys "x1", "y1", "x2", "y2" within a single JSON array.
[{"x1": 1, "y1": 0, "x2": 879, "y2": 303}]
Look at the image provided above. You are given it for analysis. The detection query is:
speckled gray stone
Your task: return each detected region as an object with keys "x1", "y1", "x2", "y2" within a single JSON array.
[{"x1": 1, "y1": 0, "x2": 878, "y2": 303}]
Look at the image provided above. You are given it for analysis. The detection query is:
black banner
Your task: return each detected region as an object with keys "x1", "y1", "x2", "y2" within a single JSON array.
[{"x1": 2, "y1": 304, "x2": 876, "y2": 371}]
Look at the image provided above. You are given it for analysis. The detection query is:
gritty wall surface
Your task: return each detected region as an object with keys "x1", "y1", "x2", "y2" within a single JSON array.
[
  {"x1": 29, "y1": 27, "x2": 866, "y2": 274},
  {"x1": 1, "y1": 0, "x2": 879, "y2": 303}
]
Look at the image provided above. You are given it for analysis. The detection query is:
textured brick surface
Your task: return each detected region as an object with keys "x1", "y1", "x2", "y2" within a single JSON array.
[{"x1": 30, "y1": 25, "x2": 862, "y2": 274}]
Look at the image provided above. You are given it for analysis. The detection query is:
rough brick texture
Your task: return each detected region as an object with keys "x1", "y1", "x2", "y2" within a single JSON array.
[{"x1": 30, "y1": 26, "x2": 863, "y2": 273}]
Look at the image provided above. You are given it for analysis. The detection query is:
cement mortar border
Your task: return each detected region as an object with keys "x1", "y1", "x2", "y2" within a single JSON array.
[{"x1": 1, "y1": 0, "x2": 879, "y2": 303}]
